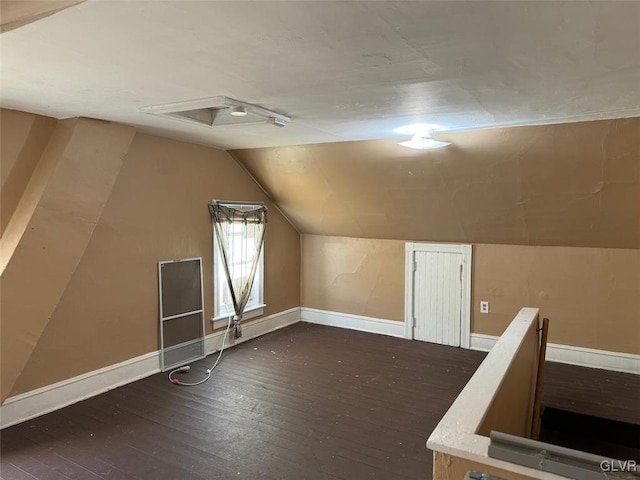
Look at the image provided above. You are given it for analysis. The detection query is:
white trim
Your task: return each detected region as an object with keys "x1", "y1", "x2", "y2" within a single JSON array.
[
  {"x1": 468, "y1": 333, "x2": 499, "y2": 352},
  {"x1": 470, "y1": 333, "x2": 640, "y2": 375},
  {"x1": 206, "y1": 306, "x2": 300, "y2": 353},
  {"x1": 211, "y1": 304, "x2": 266, "y2": 328},
  {"x1": 428, "y1": 308, "x2": 565, "y2": 480},
  {"x1": 408, "y1": 242, "x2": 471, "y2": 254},
  {"x1": 404, "y1": 242, "x2": 472, "y2": 347},
  {"x1": 462, "y1": 245, "x2": 472, "y2": 349},
  {"x1": 300, "y1": 308, "x2": 405, "y2": 338},
  {"x1": 0, "y1": 307, "x2": 301, "y2": 430},
  {"x1": 0, "y1": 352, "x2": 160, "y2": 430},
  {"x1": 404, "y1": 244, "x2": 414, "y2": 340}
]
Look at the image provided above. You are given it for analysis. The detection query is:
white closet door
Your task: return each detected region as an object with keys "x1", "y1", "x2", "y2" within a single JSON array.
[{"x1": 412, "y1": 250, "x2": 463, "y2": 346}]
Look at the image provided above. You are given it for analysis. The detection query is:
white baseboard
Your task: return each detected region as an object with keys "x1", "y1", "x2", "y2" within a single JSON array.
[
  {"x1": 0, "y1": 351, "x2": 161, "y2": 430},
  {"x1": 205, "y1": 306, "x2": 300, "y2": 353},
  {"x1": 469, "y1": 333, "x2": 640, "y2": 375},
  {"x1": 468, "y1": 333, "x2": 499, "y2": 352},
  {"x1": 301, "y1": 307, "x2": 406, "y2": 338},
  {"x1": 0, "y1": 307, "x2": 301, "y2": 429}
]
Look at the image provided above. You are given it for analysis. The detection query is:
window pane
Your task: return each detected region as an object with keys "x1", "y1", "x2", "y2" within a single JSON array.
[{"x1": 214, "y1": 232, "x2": 263, "y2": 317}]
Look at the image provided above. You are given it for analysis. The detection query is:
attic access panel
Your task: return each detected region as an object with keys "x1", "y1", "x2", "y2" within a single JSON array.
[
  {"x1": 140, "y1": 96, "x2": 290, "y2": 128},
  {"x1": 158, "y1": 257, "x2": 205, "y2": 371}
]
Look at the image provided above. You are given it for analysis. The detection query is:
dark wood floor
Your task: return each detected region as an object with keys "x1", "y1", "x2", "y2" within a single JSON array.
[
  {"x1": 540, "y1": 361, "x2": 640, "y2": 462},
  {"x1": 1, "y1": 323, "x2": 485, "y2": 480},
  {"x1": 1, "y1": 323, "x2": 639, "y2": 480},
  {"x1": 542, "y1": 361, "x2": 640, "y2": 426}
]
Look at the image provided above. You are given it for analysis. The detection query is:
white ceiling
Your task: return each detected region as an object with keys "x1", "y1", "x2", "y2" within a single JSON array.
[{"x1": 1, "y1": 0, "x2": 639, "y2": 149}]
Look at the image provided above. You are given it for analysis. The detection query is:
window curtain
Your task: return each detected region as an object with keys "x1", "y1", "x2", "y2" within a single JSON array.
[{"x1": 209, "y1": 202, "x2": 267, "y2": 338}]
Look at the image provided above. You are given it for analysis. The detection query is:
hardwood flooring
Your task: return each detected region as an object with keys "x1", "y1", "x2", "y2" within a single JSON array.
[
  {"x1": 540, "y1": 361, "x2": 640, "y2": 462},
  {"x1": 542, "y1": 361, "x2": 640, "y2": 426},
  {"x1": 0, "y1": 323, "x2": 484, "y2": 480},
  {"x1": 2, "y1": 323, "x2": 638, "y2": 479}
]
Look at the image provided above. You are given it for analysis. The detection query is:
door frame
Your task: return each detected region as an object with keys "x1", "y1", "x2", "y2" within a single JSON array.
[{"x1": 404, "y1": 242, "x2": 473, "y2": 348}]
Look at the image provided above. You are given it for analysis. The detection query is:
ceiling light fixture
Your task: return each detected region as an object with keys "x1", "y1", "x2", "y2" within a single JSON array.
[
  {"x1": 229, "y1": 106, "x2": 248, "y2": 117},
  {"x1": 140, "y1": 96, "x2": 290, "y2": 128},
  {"x1": 394, "y1": 123, "x2": 444, "y2": 136},
  {"x1": 398, "y1": 132, "x2": 450, "y2": 150}
]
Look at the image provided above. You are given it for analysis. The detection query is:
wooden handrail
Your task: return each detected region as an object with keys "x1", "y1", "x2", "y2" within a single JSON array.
[{"x1": 530, "y1": 317, "x2": 549, "y2": 440}]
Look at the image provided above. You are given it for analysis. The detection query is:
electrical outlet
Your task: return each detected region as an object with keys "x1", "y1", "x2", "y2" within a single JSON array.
[{"x1": 480, "y1": 301, "x2": 489, "y2": 314}]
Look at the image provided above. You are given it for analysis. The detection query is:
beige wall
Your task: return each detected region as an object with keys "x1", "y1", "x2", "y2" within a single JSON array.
[
  {"x1": 235, "y1": 117, "x2": 640, "y2": 250},
  {"x1": 4, "y1": 128, "x2": 300, "y2": 397},
  {"x1": 0, "y1": 109, "x2": 56, "y2": 235},
  {"x1": 472, "y1": 244, "x2": 640, "y2": 354},
  {"x1": 478, "y1": 317, "x2": 538, "y2": 438},
  {"x1": 0, "y1": 1, "x2": 85, "y2": 33},
  {"x1": 302, "y1": 235, "x2": 405, "y2": 320},
  {"x1": 2, "y1": 117, "x2": 136, "y2": 401},
  {"x1": 2, "y1": 105, "x2": 637, "y2": 398},
  {"x1": 301, "y1": 234, "x2": 640, "y2": 355}
]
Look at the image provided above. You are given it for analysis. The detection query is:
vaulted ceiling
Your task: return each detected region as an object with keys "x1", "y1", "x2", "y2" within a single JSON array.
[
  {"x1": 1, "y1": 1, "x2": 639, "y2": 149},
  {"x1": 1, "y1": 1, "x2": 639, "y2": 249},
  {"x1": 234, "y1": 117, "x2": 640, "y2": 249}
]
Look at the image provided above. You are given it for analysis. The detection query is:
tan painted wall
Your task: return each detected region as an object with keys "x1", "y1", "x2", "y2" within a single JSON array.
[
  {"x1": 0, "y1": 108, "x2": 57, "y2": 235},
  {"x1": 0, "y1": 1, "x2": 85, "y2": 33},
  {"x1": 234, "y1": 117, "x2": 640, "y2": 250},
  {"x1": 472, "y1": 244, "x2": 640, "y2": 354},
  {"x1": 1, "y1": 117, "x2": 136, "y2": 400},
  {"x1": 6, "y1": 132, "x2": 300, "y2": 396},
  {"x1": 301, "y1": 235, "x2": 640, "y2": 355},
  {"x1": 478, "y1": 318, "x2": 538, "y2": 438},
  {"x1": 301, "y1": 235, "x2": 405, "y2": 320}
]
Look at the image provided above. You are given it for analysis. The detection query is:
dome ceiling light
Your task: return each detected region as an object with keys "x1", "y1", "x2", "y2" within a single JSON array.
[
  {"x1": 395, "y1": 124, "x2": 451, "y2": 150},
  {"x1": 398, "y1": 133, "x2": 451, "y2": 150}
]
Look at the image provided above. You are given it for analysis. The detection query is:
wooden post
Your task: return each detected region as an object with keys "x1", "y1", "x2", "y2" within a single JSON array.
[{"x1": 530, "y1": 317, "x2": 549, "y2": 440}]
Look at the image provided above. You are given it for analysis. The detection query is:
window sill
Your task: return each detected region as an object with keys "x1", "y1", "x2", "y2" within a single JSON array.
[{"x1": 211, "y1": 304, "x2": 266, "y2": 329}]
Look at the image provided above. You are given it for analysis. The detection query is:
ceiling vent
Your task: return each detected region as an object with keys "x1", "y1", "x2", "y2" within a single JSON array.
[{"x1": 140, "y1": 96, "x2": 291, "y2": 128}]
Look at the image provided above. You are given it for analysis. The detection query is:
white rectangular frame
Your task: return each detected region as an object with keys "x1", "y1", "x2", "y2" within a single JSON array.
[
  {"x1": 158, "y1": 257, "x2": 206, "y2": 371},
  {"x1": 210, "y1": 200, "x2": 266, "y2": 326},
  {"x1": 404, "y1": 242, "x2": 472, "y2": 348}
]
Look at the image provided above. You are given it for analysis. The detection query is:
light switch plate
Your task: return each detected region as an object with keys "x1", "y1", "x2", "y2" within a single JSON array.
[{"x1": 480, "y1": 301, "x2": 489, "y2": 314}]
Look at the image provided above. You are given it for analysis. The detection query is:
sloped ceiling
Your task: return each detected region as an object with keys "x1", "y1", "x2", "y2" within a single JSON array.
[
  {"x1": 1, "y1": 1, "x2": 639, "y2": 149},
  {"x1": 0, "y1": 1, "x2": 84, "y2": 33},
  {"x1": 2, "y1": 1, "x2": 639, "y2": 249},
  {"x1": 233, "y1": 117, "x2": 640, "y2": 249}
]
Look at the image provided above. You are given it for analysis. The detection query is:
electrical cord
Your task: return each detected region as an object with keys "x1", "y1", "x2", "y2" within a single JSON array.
[{"x1": 167, "y1": 315, "x2": 232, "y2": 386}]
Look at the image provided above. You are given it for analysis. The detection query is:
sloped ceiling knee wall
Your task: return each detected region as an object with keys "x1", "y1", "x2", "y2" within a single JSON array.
[
  {"x1": 0, "y1": 109, "x2": 302, "y2": 401},
  {"x1": 0, "y1": 115, "x2": 136, "y2": 402},
  {"x1": 232, "y1": 117, "x2": 640, "y2": 249}
]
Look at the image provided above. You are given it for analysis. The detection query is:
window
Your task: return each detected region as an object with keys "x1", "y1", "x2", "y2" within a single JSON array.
[{"x1": 212, "y1": 221, "x2": 264, "y2": 328}]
